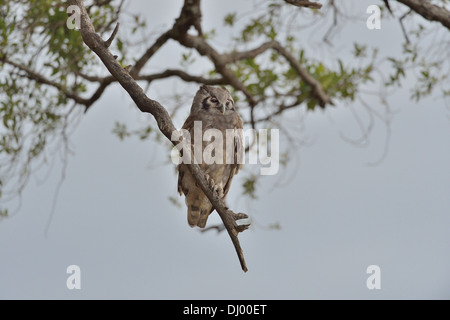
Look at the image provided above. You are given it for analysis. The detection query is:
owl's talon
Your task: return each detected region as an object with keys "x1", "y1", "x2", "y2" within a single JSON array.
[
  {"x1": 233, "y1": 212, "x2": 248, "y2": 221},
  {"x1": 233, "y1": 212, "x2": 250, "y2": 233},
  {"x1": 213, "y1": 185, "x2": 224, "y2": 198},
  {"x1": 205, "y1": 174, "x2": 215, "y2": 188},
  {"x1": 205, "y1": 174, "x2": 224, "y2": 198},
  {"x1": 236, "y1": 224, "x2": 250, "y2": 232}
]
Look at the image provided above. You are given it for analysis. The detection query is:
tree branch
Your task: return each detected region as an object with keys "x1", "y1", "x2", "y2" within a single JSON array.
[
  {"x1": 104, "y1": 22, "x2": 120, "y2": 48},
  {"x1": 395, "y1": 0, "x2": 450, "y2": 30},
  {"x1": 251, "y1": 99, "x2": 303, "y2": 124},
  {"x1": 130, "y1": 30, "x2": 174, "y2": 78},
  {"x1": 285, "y1": 0, "x2": 322, "y2": 9},
  {"x1": 177, "y1": 33, "x2": 258, "y2": 106},
  {"x1": 130, "y1": 0, "x2": 202, "y2": 78},
  {"x1": 2, "y1": 57, "x2": 90, "y2": 106},
  {"x1": 273, "y1": 41, "x2": 334, "y2": 108},
  {"x1": 67, "y1": 0, "x2": 249, "y2": 272},
  {"x1": 77, "y1": 69, "x2": 226, "y2": 86},
  {"x1": 209, "y1": 39, "x2": 334, "y2": 108},
  {"x1": 137, "y1": 69, "x2": 227, "y2": 86},
  {"x1": 221, "y1": 41, "x2": 278, "y2": 64},
  {"x1": 74, "y1": 68, "x2": 226, "y2": 112}
]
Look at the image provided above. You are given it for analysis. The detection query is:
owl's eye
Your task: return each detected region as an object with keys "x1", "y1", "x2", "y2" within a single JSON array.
[{"x1": 210, "y1": 97, "x2": 218, "y2": 103}]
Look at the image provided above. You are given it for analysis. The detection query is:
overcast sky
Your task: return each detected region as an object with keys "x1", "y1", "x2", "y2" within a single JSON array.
[{"x1": 1, "y1": 0, "x2": 449, "y2": 299}]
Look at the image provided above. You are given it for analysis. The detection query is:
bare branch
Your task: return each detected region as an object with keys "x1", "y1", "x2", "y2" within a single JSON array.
[
  {"x1": 78, "y1": 69, "x2": 226, "y2": 86},
  {"x1": 384, "y1": 0, "x2": 394, "y2": 16},
  {"x1": 395, "y1": 0, "x2": 450, "y2": 30},
  {"x1": 399, "y1": 9, "x2": 412, "y2": 44},
  {"x1": 130, "y1": 0, "x2": 202, "y2": 78},
  {"x1": 200, "y1": 224, "x2": 226, "y2": 233},
  {"x1": 285, "y1": 0, "x2": 322, "y2": 9},
  {"x1": 251, "y1": 100, "x2": 302, "y2": 124},
  {"x1": 130, "y1": 30, "x2": 174, "y2": 78},
  {"x1": 138, "y1": 69, "x2": 227, "y2": 85},
  {"x1": 222, "y1": 41, "x2": 277, "y2": 64},
  {"x1": 74, "y1": 68, "x2": 226, "y2": 112},
  {"x1": 76, "y1": 71, "x2": 111, "y2": 82},
  {"x1": 104, "y1": 22, "x2": 120, "y2": 48}
]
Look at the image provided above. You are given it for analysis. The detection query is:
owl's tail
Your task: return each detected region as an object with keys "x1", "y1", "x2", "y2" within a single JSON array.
[
  {"x1": 186, "y1": 194, "x2": 212, "y2": 228},
  {"x1": 187, "y1": 205, "x2": 211, "y2": 228}
]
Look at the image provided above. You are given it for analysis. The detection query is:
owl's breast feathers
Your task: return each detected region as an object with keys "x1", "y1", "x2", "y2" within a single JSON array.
[{"x1": 177, "y1": 109, "x2": 243, "y2": 228}]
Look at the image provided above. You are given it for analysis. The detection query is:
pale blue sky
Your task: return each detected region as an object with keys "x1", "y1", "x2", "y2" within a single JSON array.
[{"x1": 1, "y1": 0, "x2": 449, "y2": 299}]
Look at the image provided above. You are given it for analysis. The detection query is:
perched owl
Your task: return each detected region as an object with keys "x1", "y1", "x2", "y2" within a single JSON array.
[{"x1": 177, "y1": 85, "x2": 243, "y2": 228}]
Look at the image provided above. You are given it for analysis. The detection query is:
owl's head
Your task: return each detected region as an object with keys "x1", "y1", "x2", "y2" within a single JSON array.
[{"x1": 190, "y1": 85, "x2": 235, "y2": 116}]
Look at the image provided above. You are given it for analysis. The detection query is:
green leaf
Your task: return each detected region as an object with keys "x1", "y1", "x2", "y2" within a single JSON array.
[
  {"x1": 117, "y1": 38, "x2": 123, "y2": 51},
  {"x1": 224, "y1": 13, "x2": 237, "y2": 26},
  {"x1": 242, "y1": 175, "x2": 258, "y2": 199},
  {"x1": 112, "y1": 122, "x2": 130, "y2": 141},
  {"x1": 268, "y1": 222, "x2": 281, "y2": 230}
]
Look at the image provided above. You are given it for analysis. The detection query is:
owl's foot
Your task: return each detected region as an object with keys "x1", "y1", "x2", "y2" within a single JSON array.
[
  {"x1": 205, "y1": 174, "x2": 224, "y2": 198},
  {"x1": 213, "y1": 185, "x2": 224, "y2": 198},
  {"x1": 233, "y1": 212, "x2": 248, "y2": 221},
  {"x1": 232, "y1": 212, "x2": 250, "y2": 232},
  {"x1": 236, "y1": 224, "x2": 250, "y2": 232}
]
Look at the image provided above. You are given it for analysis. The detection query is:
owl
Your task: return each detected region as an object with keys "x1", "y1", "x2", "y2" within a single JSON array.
[{"x1": 177, "y1": 85, "x2": 243, "y2": 228}]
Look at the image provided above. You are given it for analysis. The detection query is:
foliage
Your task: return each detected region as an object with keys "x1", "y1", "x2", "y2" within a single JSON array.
[
  {"x1": 0, "y1": 0, "x2": 449, "y2": 214},
  {"x1": 242, "y1": 174, "x2": 258, "y2": 199}
]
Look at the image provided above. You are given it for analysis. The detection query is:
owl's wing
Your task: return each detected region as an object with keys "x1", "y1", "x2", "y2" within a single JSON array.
[
  {"x1": 177, "y1": 114, "x2": 209, "y2": 195},
  {"x1": 177, "y1": 114, "x2": 216, "y2": 227},
  {"x1": 222, "y1": 117, "x2": 244, "y2": 197},
  {"x1": 233, "y1": 122, "x2": 244, "y2": 175},
  {"x1": 177, "y1": 114, "x2": 196, "y2": 195}
]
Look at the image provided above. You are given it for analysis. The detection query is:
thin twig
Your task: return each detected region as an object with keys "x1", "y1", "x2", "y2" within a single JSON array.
[
  {"x1": 104, "y1": 22, "x2": 120, "y2": 48},
  {"x1": 399, "y1": 9, "x2": 412, "y2": 44}
]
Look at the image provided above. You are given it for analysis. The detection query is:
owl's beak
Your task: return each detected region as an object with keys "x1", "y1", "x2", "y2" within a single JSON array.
[{"x1": 221, "y1": 104, "x2": 226, "y2": 115}]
